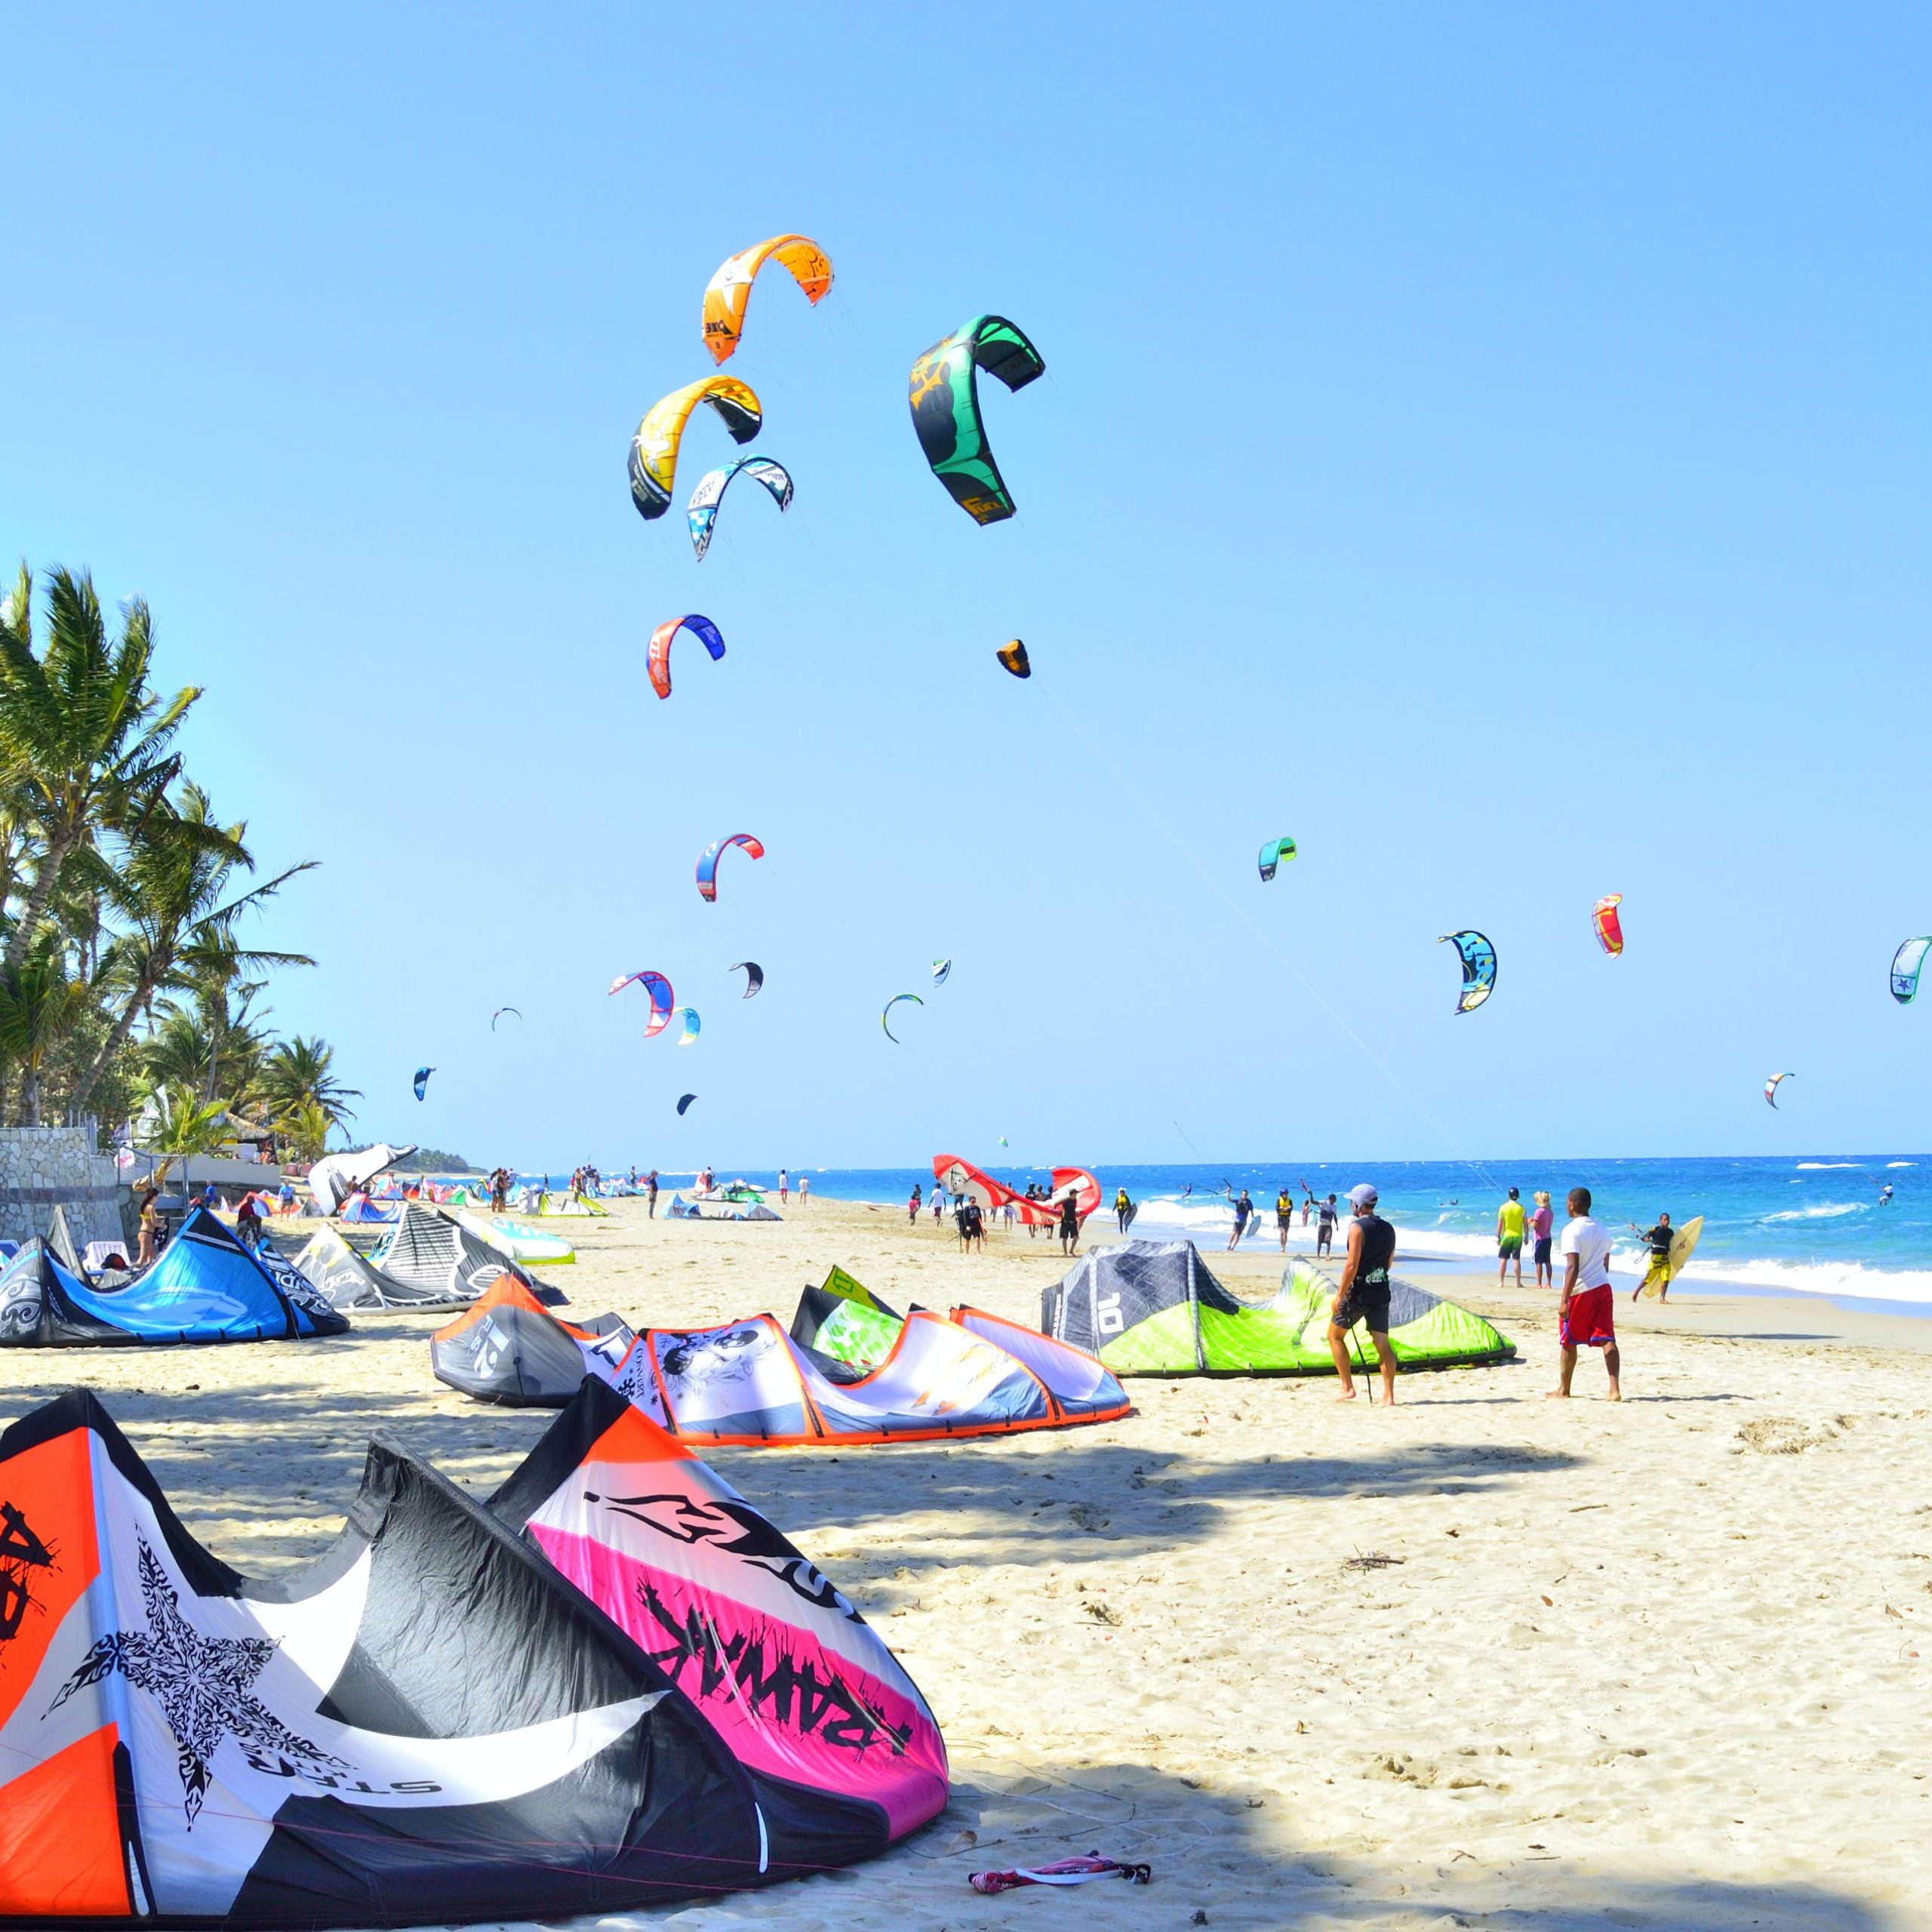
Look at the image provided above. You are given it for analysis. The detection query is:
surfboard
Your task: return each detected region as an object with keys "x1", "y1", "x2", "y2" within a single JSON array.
[{"x1": 1641, "y1": 1214, "x2": 1703, "y2": 1297}]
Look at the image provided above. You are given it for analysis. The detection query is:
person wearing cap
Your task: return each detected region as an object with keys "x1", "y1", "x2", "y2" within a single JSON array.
[{"x1": 1327, "y1": 1183, "x2": 1398, "y2": 1402}]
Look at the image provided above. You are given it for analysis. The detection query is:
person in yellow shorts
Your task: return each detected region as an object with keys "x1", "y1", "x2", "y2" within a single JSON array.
[
  {"x1": 1629, "y1": 1211, "x2": 1675, "y2": 1302},
  {"x1": 1496, "y1": 1186, "x2": 1527, "y2": 1286}
]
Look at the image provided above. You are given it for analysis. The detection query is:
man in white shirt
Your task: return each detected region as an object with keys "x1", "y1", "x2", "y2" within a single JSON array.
[{"x1": 1549, "y1": 1185, "x2": 1621, "y2": 1400}]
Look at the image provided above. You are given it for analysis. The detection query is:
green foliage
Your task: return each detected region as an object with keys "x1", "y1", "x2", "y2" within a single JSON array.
[{"x1": 0, "y1": 561, "x2": 325, "y2": 1143}]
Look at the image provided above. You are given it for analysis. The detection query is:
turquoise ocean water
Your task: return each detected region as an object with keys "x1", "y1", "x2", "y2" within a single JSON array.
[{"x1": 558, "y1": 1155, "x2": 1932, "y2": 1312}]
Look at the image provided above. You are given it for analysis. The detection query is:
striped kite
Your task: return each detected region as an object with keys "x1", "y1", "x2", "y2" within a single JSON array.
[{"x1": 688, "y1": 457, "x2": 792, "y2": 561}]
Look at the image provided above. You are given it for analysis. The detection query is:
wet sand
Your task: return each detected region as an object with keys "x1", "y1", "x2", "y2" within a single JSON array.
[{"x1": 6, "y1": 1196, "x2": 1931, "y2": 1930}]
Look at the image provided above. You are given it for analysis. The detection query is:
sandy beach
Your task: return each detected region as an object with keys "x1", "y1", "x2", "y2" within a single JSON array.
[{"x1": 8, "y1": 1195, "x2": 1932, "y2": 1932}]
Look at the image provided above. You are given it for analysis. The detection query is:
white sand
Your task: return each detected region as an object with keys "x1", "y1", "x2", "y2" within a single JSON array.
[{"x1": 8, "y1": 1197, "x2": 1932, "y2": 1930}]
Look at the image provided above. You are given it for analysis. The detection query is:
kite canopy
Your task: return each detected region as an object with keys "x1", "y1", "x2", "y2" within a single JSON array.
[
  {"x1": 908, "y1": 314, "x2": 1045, "y2": 525},
  {"x1": 931, "y1": 958, "x2": 951, "y2": 985},
  {"x1": 688, "y1": 457, "x2": 793, "y2": 561},
  {"x1": 1592, "y1": 894, "x2": 1626, "y2": 957},
  {"x1": 629, "y1": 375, "x2": 762, "y2": 521},
  {"x1": 1043, "y1": 1241, "x2": 1516, "y2": 1377},
  {"x1": 491, "y1": 1005, "x2": 521, "y2": 1029},
  {"x1": 494, "y1": 1378, "x2": 948, "y2": 1849},
  {"x1": 453, "y1": 1208, "x2": 577, "y2": 1266},
  {"x1": 307, "y1": 1142, "x2": 416, "y2": 1215},
  {"x1": 374, "y1": 1202, "x2": 569, "y2": 1306},
  {"x1": 0, "y1": 1385, "x2": 937, "y2": 1926},
  {"x1": 0, "y1": 1208, "x2": 346, "y2": 1347},
  {"x1": 292, "y1": 1223, "x2": 474, "y2": 1313},
  {"x1": 731, "y1": 960, "x2": 764, "y2": 997},
  {"x1": 586, "y1": 1306, "x2": 1128, "y2": 1444},
  {"x1": 1257, "y1": 837, "x2": 1296, "y2": 882},
  {"x1": 610, "y1": 969, "x2": 675, "y2": 1037},
  {"x1": 1438, "y1": 931, "x2": 1497, "y2": 1014},
  {"x1": 412, "y1": 1066, "x2": 435, "y2": 1102},
  {"x1": 648, "y1": 614, "x2": 726, "y2": 700},
  {"x1": 995, "y1": 638, "x2": 1031, "y2": 678},
  {"x1": 674, "y1": 1006, "x2": 702, "y2": 1046},
  {"x1": 1764, "y1": 1071, "x2": 1794, "y2": 1109},
  {"x1": 932, "y1": 1154, "x2": 1100, "y2": 1228},
  {"x1": 701, "y1": 234, "x2": 834, "y2": 364},
  {"x1": 789, "y1": 1266, "x2": 904, "y2": 1369},
  {"x1": 678, "y1": 1092, "x2": 698, "y2": 1115},
  {"x1": 696, "y1": 832, "x2": 765, "y2": 903},
  {"x1": 432, "y1": 1278, "x2": 633, "y2": 1405},
  {"x1": 881, "y1": 992, "x2": 923, "y2": 1041},
  {"x1": 1891, "y1": 936, "x2": 1931, "y2": 1004}
]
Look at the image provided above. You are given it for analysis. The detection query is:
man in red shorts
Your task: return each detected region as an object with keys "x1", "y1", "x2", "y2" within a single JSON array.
[{"x1": 1549, "y1": 1185, "x2": 1621, "y2": 1401}]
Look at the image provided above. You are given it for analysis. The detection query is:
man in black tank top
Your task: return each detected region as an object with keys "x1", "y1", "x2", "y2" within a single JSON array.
[{"x1": 1328, "y1": 1182, "x2": 1399, "y2": 1403}]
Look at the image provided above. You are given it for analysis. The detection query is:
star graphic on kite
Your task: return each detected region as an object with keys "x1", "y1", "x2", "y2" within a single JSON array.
[{"x1": 48, "y1": 1537, "x2": 348, "y2": 1826}]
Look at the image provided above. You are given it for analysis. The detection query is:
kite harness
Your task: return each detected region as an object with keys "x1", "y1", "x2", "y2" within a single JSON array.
[{"x1": 970, "y1": 1852, "x2": 1152, "y2": 1895}]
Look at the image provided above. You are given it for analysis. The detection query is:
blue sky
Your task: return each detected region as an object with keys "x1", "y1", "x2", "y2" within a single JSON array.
[{"x1": 5, "y1": 5, "x2": 1929, "y2": 1171}]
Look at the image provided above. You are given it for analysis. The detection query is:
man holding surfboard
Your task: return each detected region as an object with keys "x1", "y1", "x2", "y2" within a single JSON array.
[{"x1": 1631, "y1": 1212, "x2": 1676, "y2": 1302}]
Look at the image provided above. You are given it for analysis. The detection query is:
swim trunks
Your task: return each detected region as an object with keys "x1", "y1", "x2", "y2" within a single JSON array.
[
  {"x1": 1559, "y1": 1284, "x2": 1617, "y2": 1349},
  {"x1": 1498, "y1": 1235, "x2": 1522, "y2": 1259},
  {"x1": 1334, "y1": 1281, "x2": 1391, "y2": 1334}
]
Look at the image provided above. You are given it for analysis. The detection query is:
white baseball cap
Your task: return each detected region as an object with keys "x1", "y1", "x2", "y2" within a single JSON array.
[{"x1": 1348, "y1": 1183, "x2": 1380, "y2": 1208}]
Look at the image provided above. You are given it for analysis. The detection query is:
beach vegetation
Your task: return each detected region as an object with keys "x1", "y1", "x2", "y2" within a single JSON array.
[{"x1": 0, "y1": 561, "x2": 331, "y2": 1155}]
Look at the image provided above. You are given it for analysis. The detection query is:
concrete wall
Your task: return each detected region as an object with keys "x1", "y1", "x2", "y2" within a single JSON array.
[{"x1": 0, "y1": 1124, "x2": 128, "y2": 1248}]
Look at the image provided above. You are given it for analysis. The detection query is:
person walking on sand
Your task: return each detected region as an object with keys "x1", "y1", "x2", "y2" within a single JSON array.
[
  {"x1": 1551, "y1": 1186, "x2": 1621, "y2": 1400},
  {"x1": 909, "y1": 1183, "x2": 922, "y2": 1223},
  {"x1": 1327, "y1": 1183, "x2": 1398, "y2": 1403},
  {"x1": 797, "y1": 1176, "x2": 809, "y2": 1208},
  {"x1": 1275, "y1": 1185, "x2": 1295, "y2": 1251},
  {"x1": 1530, "y1": 1189, "x2": 1555, "y2": 1287},
  {"x1": 1115, "y1": 1186, "x2": 1133, "y2": 1234},
  {"x1": 1058, "y1": 1188, "x2": 1081, "y2": 1256},
  {"x1": 1315, "y1": 1192, "x2": 1340, "y2": 1257},
  {"x1": 1226, "y1": 1187, "x2": 1254, "y2": 1251},
  {"x1": 779, "y1": 1168, "x2": 789, "y2": 1205},
  {"x1": 1629, "y1": 1211, "x2": 1675, "y2": 1303},
  {"x1": 1496, "y1": 1186, "x2": 1527, "y2": 1286}
]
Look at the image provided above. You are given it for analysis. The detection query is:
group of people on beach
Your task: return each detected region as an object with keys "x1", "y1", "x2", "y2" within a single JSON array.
[
  {"x1": 1221, "y1": 1182, "x2": 1343, "y2": 1252},
  {"x1": 909, "y1": 1181, "x2": 1082, "y2": 1254},
  {"x1": 1331, "y1": 1181, "x2": 1626, "y2": 1404},
  {"x1": 1494, "y1": 1185, "x2": 1681, "y2": 1303}
]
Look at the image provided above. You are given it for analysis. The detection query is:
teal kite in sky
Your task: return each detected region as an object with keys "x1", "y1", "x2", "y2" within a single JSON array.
[{"x1": 907, "y1": 315, "x2": 1044, "y2": 525}]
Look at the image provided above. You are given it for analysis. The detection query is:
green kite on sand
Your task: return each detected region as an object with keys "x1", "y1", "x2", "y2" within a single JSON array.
[{"x1": 1039, "y1": 1238, "x2": 1515, "y2": 1376}]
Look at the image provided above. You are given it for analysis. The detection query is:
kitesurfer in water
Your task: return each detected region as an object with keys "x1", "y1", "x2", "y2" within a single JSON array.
[
  {"x1": 1629, "y1": 1211, "x2": 1675, "y2": 1303},
  {"x1": 1328, "y1": 1183, "x2": 1398, "y2": 1403},
  {"x1": 1880, "y1": 1183, "x2": 1895, "y2": 1207}
]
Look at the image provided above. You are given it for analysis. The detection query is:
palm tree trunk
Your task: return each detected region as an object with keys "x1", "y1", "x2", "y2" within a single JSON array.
[
  {"x1": 4, "y1": 838, "x2": 72, "y2": 977},
  {"x1": 67, "y1": 978, "x2": 152, "y2": 1120}
]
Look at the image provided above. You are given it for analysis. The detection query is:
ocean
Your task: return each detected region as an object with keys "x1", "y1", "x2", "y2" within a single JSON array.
[{"x1": 555, "y1": 1155, "x2": 1932, "y2": 1313}]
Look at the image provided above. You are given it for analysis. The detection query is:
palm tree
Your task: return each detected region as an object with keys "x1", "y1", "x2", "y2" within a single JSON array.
[
  {"x1": 275, "y1": 1097, "x2": 337, "y2": 1163},
  {"x1": 67, "y1": 783, "x2": 313, "y2": 1121},
  {"x1": 262, "y1": 1035, "x2": 358, "y2": 1125},
  {"x1": 0, "y1": 934, "x2": 91, "y2": 1124},
  {"x1": 142, "y1": 1079, "x2": 233, "y2": 1192},
  {"x1": 0, "y1": 565, "x2": 201, "y2": 977}
]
